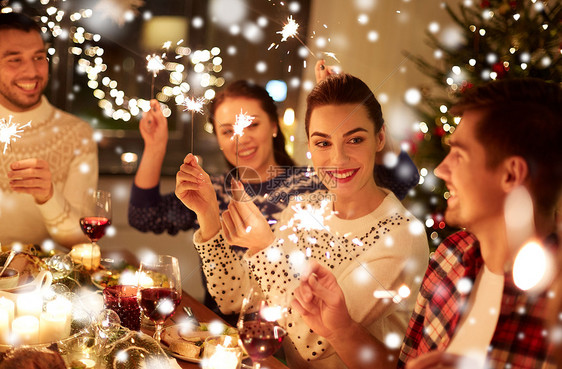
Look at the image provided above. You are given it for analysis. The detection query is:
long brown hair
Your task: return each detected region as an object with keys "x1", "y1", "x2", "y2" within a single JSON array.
[{"x1": 208, "y1": 80, "x2": 295, "y2": 167}]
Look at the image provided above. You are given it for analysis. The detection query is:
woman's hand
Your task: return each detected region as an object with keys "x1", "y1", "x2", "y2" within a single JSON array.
[
  {"x1": 405, "y1": 352, "x2": 481, "y2": 369},
  {"x1": 221, "y1": 180, "x2": 275, "y2": 252},
  {"x1": 175, "y1": 154, "x2": 220, "y2": 240},
  {"x1": 139, "y1": 100, "x2": 168, "y2": 155},
  {"x1": 315, "y1": 59, "x2": 336, "y2": 83},
  {"x1": 291, "y1": 260, "x2": 352, "y2": 339}
]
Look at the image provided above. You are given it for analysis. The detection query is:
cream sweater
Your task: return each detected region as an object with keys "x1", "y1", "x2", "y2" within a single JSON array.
[
  {"x1": 194, "y1": 189, "x2": 429, "y2": 368},
  {"x1": 0, "y1": 96, "x2": 98, "y2": 247}
]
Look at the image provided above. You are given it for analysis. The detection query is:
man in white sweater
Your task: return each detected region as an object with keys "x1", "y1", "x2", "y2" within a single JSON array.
[{"x1": 0, "y1": 12, "x2": 98, "y2": 248}]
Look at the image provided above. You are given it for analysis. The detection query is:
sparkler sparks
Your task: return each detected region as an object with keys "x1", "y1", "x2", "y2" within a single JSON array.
[
  {"x1": 146, "y1": 53, "x2": 165, "y2": 77},
  {"x1": 288, "y1": 199, "x2": 332, "y2": 231},
  {"x1": 231, "y1": 109, "x2": 255, "y2": 139},
  {"x1": 180, "y1": 96, "x2": 206, "y2": 115},
  {"x1": 0, "y1": 116, "x2": 32, "y2": 155},
  {"x1": 277, "y1": 16, "x2": 299, "y2": 42}
]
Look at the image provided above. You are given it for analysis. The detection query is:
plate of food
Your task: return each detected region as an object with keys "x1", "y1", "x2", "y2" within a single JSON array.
[{"x1": 160, "y1": 321, "x2": 239, "y2": 362}]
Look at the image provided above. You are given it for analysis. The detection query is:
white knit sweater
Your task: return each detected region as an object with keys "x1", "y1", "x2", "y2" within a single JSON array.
[
  {"x1": 0, "y1": 96, "x2": 98, "y2": 247},
  {"x1": 194, "y1": 189, "x2": 429, "y2": 368}
]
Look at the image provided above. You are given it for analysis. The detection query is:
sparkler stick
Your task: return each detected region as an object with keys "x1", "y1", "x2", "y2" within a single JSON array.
[
  {"x1": 146, "y1": 53, "x2": 165, "y2": 99},
  {"x1": 0, "y1": 116, "x2": 32, "y2": 155},
  {"x1": 180, "y1": 96, "x2": 205, "y2": 154},
  {"x1": 231, "y1": 109, "x2": 254, "y2": 180}
]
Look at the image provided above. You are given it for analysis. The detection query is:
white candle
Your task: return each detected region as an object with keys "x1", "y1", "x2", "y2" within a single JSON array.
[
  {"x1": 0, "y1": 297, "x2": 15, "y2": 324},
  {"x1": 16, "y1": 293, "x2": 43, "y2": 318},
  {"x1": 45, "y1": 297, "x2": 72, "y2": 338},
  {"x1": 206, "y1": 345, "x2": 241, "y2": 369},
  {"x1": 12, "y1": 316, "x2": 39, "y2": 345},
  {"x1": 39, "y1": 311, "x2": 67, "y2": 343},
  {"x1": 0, "y1": 309, "x2": 10, "y2": 344}
]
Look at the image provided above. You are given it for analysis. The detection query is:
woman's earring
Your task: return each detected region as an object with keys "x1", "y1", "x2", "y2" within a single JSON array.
[
  {"x1": 219, "y1": 147, "x2": 223, "y2": 151},
  {"x1": 273, "y1": 132, "x2": 278, "y2": 138}
]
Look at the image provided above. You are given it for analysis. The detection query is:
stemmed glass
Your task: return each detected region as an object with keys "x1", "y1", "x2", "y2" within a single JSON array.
[
  {"x1": 79, "y1": 190, "x2": 112, "y2": 247},
  {"x1": 237, "y1": 286, "x2": 288, "y2": 369},
  {"x1": 137, "y1": 255, "x2": 182, "y2": 343}
]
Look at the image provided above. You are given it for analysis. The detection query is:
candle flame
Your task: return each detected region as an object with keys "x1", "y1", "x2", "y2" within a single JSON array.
[
  {"x1": 0, "y1": 116, "x2": 32, "y2": 155},
  {"x1": 278, "y1": 16, "x2": 299, "y2": 42}
]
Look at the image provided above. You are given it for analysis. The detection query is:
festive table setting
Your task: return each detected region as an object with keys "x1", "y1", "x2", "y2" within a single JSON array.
[{"x1": 0, "y1": 243, "x2": 289, "y2": 369}]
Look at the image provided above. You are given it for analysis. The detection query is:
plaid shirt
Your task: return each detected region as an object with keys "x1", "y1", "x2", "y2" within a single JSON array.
[{"x1": 398, "y1": 231, "x2": 557, "y2": 369}]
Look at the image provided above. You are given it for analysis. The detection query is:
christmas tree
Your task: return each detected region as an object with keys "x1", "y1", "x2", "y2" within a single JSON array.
[{"x1": 406, "y1": 0, "x2": 561, "y2": 248}]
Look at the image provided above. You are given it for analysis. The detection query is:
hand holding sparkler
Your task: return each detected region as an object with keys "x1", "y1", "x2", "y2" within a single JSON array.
[
  {"x1": 221, "y1": 180, "x2": 275, "y2": 253},
  {"x1": 139, "y1": 100, "x2": 168, "y2": 155},
  {"x1": 175, "y1": 153, "x2": 220, "y2": 241},
  {"x1": 8, "y1": 158, "x2": 54, "y2": 204},
  {"x1": 292, "y1": 260, "x2": 350, "y2": 340},
  {"x1": 315, "y1": 60, "x2": 336, "y2": 83}
]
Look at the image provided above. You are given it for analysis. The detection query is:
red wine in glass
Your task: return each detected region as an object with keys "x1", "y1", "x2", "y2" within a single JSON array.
[
  {"x1": 81, "y1": 190, "x2": 111, "y2": 247},
  {"x1": 80, "y1": 216, "x2": 111, "y2": 242},
  {"x1": 237, "y1": 287, "x2": 288, "y2": 369},
  {"x1": 239, "y1": 320, "x2": 287, "y2": 361},
  {"x1": 139, "y1": 287, "x2": 181, "y2": 324},
  {"x1": 138, "y1": 255, "x2": 182, "y2": 343}
]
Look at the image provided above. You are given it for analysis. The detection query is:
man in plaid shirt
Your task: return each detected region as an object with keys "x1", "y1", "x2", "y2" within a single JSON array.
[{"x1": 398, "y1": 78, "x2": 561, "y2": 369}]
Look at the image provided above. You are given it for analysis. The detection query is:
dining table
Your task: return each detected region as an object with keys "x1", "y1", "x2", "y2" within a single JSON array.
[{"x1": 104, "y1": 250, "x2": 289, "y2": 369}]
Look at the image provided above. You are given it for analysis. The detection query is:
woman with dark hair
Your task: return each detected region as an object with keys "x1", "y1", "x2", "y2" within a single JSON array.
[
  {"x1": 177, "y1": 73, "x2": 429, "y2": 368},
  {"x1": 129, "y1": 66, "x2": 419, "y2": 322}
]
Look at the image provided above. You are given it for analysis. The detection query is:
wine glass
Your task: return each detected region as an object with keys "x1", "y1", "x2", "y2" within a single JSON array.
[
  {"x1": 80, "y1": 190, "x2": 112, "y2": 247},
  {"x1": 137, "y1": 255, "x2": 182, "y2": 343},
  {"x1": 237, "y1": 286, "x2": 288, "y2": 369}
]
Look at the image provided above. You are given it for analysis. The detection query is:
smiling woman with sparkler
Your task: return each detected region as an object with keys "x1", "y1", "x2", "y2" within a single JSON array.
[
  {"x1": 129, "y1": 73, "x2": 421, "y2": 324},
  {"x1": 177, "y1": 74, "x2": 430, "y2": 368}
]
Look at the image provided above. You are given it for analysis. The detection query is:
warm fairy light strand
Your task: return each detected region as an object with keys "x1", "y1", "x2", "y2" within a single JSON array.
[{"x1": 0, "y1": 3, "x2": 223, "y2": 123}]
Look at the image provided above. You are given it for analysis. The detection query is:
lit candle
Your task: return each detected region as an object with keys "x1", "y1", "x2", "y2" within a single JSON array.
[
  {"x1": 202, "y1": 336, "x2": 242, "y2": 369},
  {"x1": 0, "y1": 309, "x2": 10, "y2": 344},
  {"x1": 39, "y1": 311, "x2": 67, "y2": 343},
  {"x1": 16, "y1": 293, "x2": 42, "y2": 318},
  {"x1": 12, "y1": 316, "x2": 39, "y2": 345},
  {"x1": 0, "y1": 296, "x2": 15, "y2": 324},
  {"x1": 45, "y1": 297, "x2": 72, "y2": 338},
  {"x1": 70, "y1": 244, "x2": 101, "y2": 270}
]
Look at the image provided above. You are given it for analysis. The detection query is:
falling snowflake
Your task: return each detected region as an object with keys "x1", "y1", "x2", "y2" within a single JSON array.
[
  {"x1": 277, "y1": 16, "x2": 299, "y2": 42},
  {"x1": 231, "y1": 109, "x2": 254, "y2": 139},
  {"x1": 0, "y1": 115, "x2": 31, "y2": 154},
  {"x1": 94, "y1": 0, "x2": 145, "y2": 27},
  {"x1": 180, "y1": 96, "x2": 206, "y2": 114},
  {"x1": 146, "y1": 53, "x2": 166, "y2": 77}
]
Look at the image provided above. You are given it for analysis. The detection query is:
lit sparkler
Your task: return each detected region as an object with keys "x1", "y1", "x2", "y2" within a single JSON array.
[
  {"x1": 231, "y1": 110, "x2": 255, "y2": 179},
  {"x1": 180, "y1": 96, "x2": 206, "y2": 154},
  {"x1": 278, "y1": 16, "x2": 299, "y2": 42},
  {"x1": 146, "y1": 53, "x2": 166, "y2": 99},
  {"x1": 275, "y1": 15, "x2": 316, "y2": 59},
  {"x1": 288, "y1": 199, "x2": 332, "y2": 231},
  {"x1": 0, "y1": 116, "x2": 32, "y2": 155}
]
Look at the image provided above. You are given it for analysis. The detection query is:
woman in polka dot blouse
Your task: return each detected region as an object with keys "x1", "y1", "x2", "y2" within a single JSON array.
[
  {"x1": 129, "y1": 65, "x2": 420, "y2": 324},
  {"x1": 176, "y1": 73, "x2": 430, "y2": 368}
]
